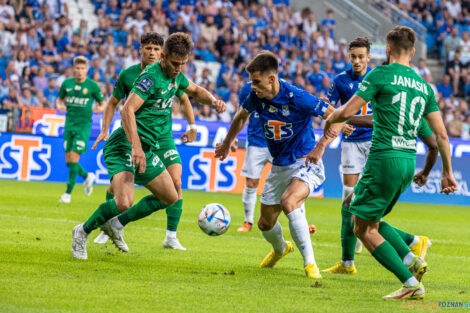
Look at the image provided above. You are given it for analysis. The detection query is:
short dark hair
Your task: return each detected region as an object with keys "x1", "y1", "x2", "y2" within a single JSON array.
[
  {"x1": 163, "y1": 32, "x2": 193, "y2": 57},
  {"x1": 348, "y1": 37, "x2": 371, "y2": 53},
  {"x1": 246, "y1": 51, "x2": 278, "y2": 75},
  {"x1": 386, "y1": 26, "x2": 416, "y2": 55},
  {"x1": 141, "y1": 32, "x2": 164, "y2": 47}
]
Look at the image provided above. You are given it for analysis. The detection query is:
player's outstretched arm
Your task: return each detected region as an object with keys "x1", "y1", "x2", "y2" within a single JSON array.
[
  {"x1": 92, "y1": 95, "x2": 121, "y2": 149},
  {"x1": 182, "y1": 80, "x2": 226, "y2": 113},
  {"x1": 424, "y1": 111, "x2": 458, "y2": 194},
  {"x1": 121, "y1": 92, "x2": 146, "y2": 173},
  {"x1": 413, "y1": 134, "x2": 438, "y2": 186},
  {"x1": 348, "y1": 115, "x2": 373, "y2": 128},
  {"x1": 325, "y1": 95, "x2": 367, "y2": 134},
  {"x1": 214, "y1": 109, "x2": 250, "y2": 161},
  {"x1": 177, "y1": 93, "x2": 197, "y2": 143}
]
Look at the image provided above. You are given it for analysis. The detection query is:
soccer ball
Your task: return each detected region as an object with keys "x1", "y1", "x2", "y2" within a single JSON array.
[{"x1": 198, "y1": 203, "x2": 231, "y2": 236}]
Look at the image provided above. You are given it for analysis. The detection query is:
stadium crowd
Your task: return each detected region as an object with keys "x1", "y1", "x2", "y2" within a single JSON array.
[{"x1": 0, "y1": 0, "x2": 469, "y2": 138}]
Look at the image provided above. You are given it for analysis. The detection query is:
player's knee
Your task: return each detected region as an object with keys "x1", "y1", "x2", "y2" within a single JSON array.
[
  {"x1": 115, "y1": 196, "x2": 134, "y2": 212},
  {"x1": 246, "y1": 179, "x2": 259, "y2": 189},
  {"x1": 353, "y1": 223, "x2": 365, "y2": 239},
  {"x1": 280, "y1": 196, "x2": 296, "y2": 213},
  {"x1": 257, "y1": 217, "x2": 274, "y2": 231},
  {"x1": 163, "y1": 191, "x2": 178, "y2": 206},
  {"x1": 172, "y1": 179, "x2": 182, "y2": 194}
]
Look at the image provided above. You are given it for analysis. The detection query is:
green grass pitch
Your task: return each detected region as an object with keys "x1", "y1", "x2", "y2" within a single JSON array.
[{"x1": 0, "y1": 180, "x2": 469, "y2": 313}]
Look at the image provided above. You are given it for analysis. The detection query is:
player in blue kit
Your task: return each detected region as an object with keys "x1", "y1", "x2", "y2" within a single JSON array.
[
  {"x1": 215, "y1": 51, "x2": 338, "y2": 278},
  {"x1": 237, "y1": 82, "x2": 316, "y2": 234},
  {"x1": 237, "y1": 82, "x2": 272, "y2": 232}
]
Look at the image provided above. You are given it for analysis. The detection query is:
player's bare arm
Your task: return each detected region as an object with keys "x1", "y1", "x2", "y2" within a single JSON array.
[
  {"x1": 413, "y1": 134, "x2": 438, "y2": 186},
  {"x1": 92, "y1": 95, "x2": 121, "y2": 149},
  {"x1": 182, "y1": 80, "x2": 226, "y2": 113},
  {"x1": 56, "y1": 97, "x2": 66, "y2": 113},
  {"x1": 177, "y1": 93, "x2": 197, "y2": 143},
  {"x1": 424, "y1": 111, "x2": 458, "y2": 194},
  {"x1": 121, "y1": 92, "x2": 146, "y2": 173},
  {"x1": 324, "y1": 95, "x2": 367, "y2": 134},
  {"x1": 303, "y1": 105, "x2": 346, "y2": 166},
  {"x1": 347, "y1": 115, "x2": 373, "y2": 128},
  {"x1": 214, "y1": 109, "x2": 250, "y2": 161}
]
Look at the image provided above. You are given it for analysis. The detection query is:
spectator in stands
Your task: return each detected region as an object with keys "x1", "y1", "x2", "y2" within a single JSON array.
[
  {"x1": 414, "y1": 58, "x2": 431, "y2": 77},
  {"x1": 15, "y1": 107, "x2": 34, "y2": 134},
  {"x1": 200, "y1": 15, "x2": 218, "y2": 47},
  {"x1": 187, "y1": 14, "x2": 201, "y2": 44},
  {"x1": 169, "y1": 16, "x2": 189, "y2": 34},
  {"x1": 20, "y1": 85, "x2": 39, "y2": 107},
  {"x1": 307, "y1": 61, "x2": 326, "y2": 91},
  {"x1": 33, "y1": 67, "x2": 48, "y2": 92},
  {"x1": 301, "y1": 7, "x2": 318, "y2": 37},
  {"x1": 463, "y1": 115, "x2": 470, "y2": 139},
  {"x1": 0, "y1": 0, "x2": 15, "y2": 30},
  {"x1": 321, "y1": 8, "x2": 336, "y2": 38},
  {"x1": 446, "y1": 50, "x2": 467, "y2": 96},
  {"x1": 198, "y1": 104, "x2": 217, "y2": 121},
  {"x1": 153, "y1": 15, "x2": 169, "y2": 38},
  {"x1": 444, "y1": 26, "x2": 461, "y2": 60},
  {"x1": 126, "y1": 10, "x2": 148, "y2": 36},
  {"x1": 447, "y1": 109, "x2": 464, "y2": 138},
  {"x1": 90, "y1": 18, "x2": 110, "y2": 45},
  {"x1": 438, "y1": 74, "x2": 454, "y2": 99},
  {"x1": 2, "y1": 87, "x2": 24, "y2": 131},
  {"x1": 43, "y1": 77, "x2": 59, "y2": 108},
  {"x1": 460, "y1": 30, "x2": 470, "y2": 51}
]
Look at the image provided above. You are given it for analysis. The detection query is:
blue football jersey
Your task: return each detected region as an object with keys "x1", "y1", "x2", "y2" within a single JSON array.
[
  {"x1": 328, "y1": 68, "x2": 373, "y2": 142},
  {"x1": 242, "y1": 80, "x2": 329, "y2": 166},
  {"x1": 239, "y1": 82, "x2": 267, "y2": 147}
]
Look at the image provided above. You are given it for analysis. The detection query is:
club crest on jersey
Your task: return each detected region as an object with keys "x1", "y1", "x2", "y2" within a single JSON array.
[
  {"x1": 281, "y1": 105, "x2": 290, "y2": 116},
  {"x1": 268, "y1": 105, "x2": 278, "y2": 113},
  {"x1": 261, "y1": 103, "x2": 266, "y2": 109},
  {"x1": 349, "y1": 83, "x2": 354, "y2": 89},
  {"x1": 137, "y1": 78, "x2": 153, "y2": 92},
  {"x1": 82, "y1": 88, "x2": 88, "y2": 95}
]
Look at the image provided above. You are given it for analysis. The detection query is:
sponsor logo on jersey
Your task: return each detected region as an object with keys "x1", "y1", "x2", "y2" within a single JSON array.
[
  {"x1": 264, "y1": 120, "x2": 293, "y2": 141},
  {"x1": 66, "y1": 88, "x2": 72, "y2": 92},
  {"x1": 74, "y1": 85, "x2": 81, "y2": 91},
  {"x1": 392, "y1": 136, "x2": 416, "y2": 150},
  {"x1": 0, "y1": 135, "x2": 51, "y2": 181}
]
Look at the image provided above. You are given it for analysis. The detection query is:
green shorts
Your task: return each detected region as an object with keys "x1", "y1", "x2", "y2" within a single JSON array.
[
  {"x1": 349, "y1": 157, "x2": 415, "y2": 222},
  {"x1": 103, "y1": 129, "x2": 165, "y2": 186},
  {"x1": 155, "y1": 136, "x2": 181, "y2": 168},
  {"x1": 64, "y1": 130, "x2": 89, "y2": 154}
]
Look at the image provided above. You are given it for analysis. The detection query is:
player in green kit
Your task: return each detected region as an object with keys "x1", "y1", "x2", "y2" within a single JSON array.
[
  {"x1": 56, "y1": 56, "x2": 105, "y2": 203},
  {"x1": 72, "y1": 32, "x2": 226, "y2": 260},
  {"x1": 91, "y1": 32, "x2": 196, "y2": 250},
  {"x1": 321, "y1": 26, "x2": 458, "y2": 299}
]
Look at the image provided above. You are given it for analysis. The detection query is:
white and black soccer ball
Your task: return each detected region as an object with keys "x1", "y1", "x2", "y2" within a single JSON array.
[{"x1": 198, "y1": 203, "x2": 231, "y2": 236}]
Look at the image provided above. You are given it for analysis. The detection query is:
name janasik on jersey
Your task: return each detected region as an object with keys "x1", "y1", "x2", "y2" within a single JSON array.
[{"x1": 391, "y1": 75, "x2": 429, "y2": 95}]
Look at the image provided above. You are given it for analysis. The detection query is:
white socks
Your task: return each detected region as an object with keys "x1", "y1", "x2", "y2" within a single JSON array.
[
  {"x1": 242, "y1": 186, "x2": 257, "y2": 224},
  {"x1": 403, "y1": 252, "x2": 416, "y2": 267},
  {"x1": 166, "y1": 230, "x2": 177, "y2": 239},
  {"x1": 287, "y1": 208, "x2": 316, "y2": 267},
  {"x1": 404, "y1": 276, "x2": 419, "y2": 287},
  {"x1": 261, "y1": 221, "x2": 286, "y2": 254},
  {"x1": 342, "y1": 185, "x2": 355, "y2": 201},
  {"x1": 409, "y1": 236, "x2": 420, "y2": 247},
  {"x1": 341, "y1": 260, "x2": 354, "y2": 267}
]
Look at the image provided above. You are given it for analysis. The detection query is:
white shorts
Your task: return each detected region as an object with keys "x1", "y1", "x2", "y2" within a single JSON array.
[
  {"x1": 341, "y1": 141, "x2": 372, "y2": 175},
  {"x1": 241, "y1": 146, "x2": 272, "y2": 179},
  {"x1": 260, "y1": 158, "x2": 325, "y2": 205}
]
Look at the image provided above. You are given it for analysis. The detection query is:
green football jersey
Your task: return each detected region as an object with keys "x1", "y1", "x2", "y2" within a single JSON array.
[
  {"x1": 59, "y1": 78, "x2": 104, "y2": 132},
  {"x1": 355, "y1": 63, "x2": 439, "y2": 159},
  {"x1": 128, "y1": 62, "x2": 190, "y2": 147},
  {"x1": 112, "y1": 63, "x2": 184, "y2": 100}
]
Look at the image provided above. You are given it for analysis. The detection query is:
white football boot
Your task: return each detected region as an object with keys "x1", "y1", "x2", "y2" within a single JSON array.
[
  {"x1": 72, "y1": 224, "x2": 88, "y2": 260},
  {"x1": 93, "y1": 231, "x2": 109, "y2": 244},
  {"x1": 59, "y1": 193, "x2": 71, "y2": 203},
  {"x1": 100, "y1": 218, "x2": 129, "y2": 252},
  {"x1": 84, "y1": 173, "x2": 96, "y2": 196}
]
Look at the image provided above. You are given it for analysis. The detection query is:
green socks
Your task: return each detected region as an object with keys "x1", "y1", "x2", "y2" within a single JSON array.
[
  {"x1": 77, "y1": 164, "x2": 88, "y2": 179},
  {"x1": 66, "y1": 162, "x2": 79, "y2": 194},
  {"x1": 166, "y1": 199, "x2": 183, "y2": 231},
  {"x1": 392, "y1": 226, "x2": 415, "y2": 246},
  {"x1": 83, "y1": 199, "x2": 121, "y2": 234},
  {"x1": 66, "y1": 162, "x2": 88, "y2": 194},
  {"x1": 341, "y1": 204, "x2": 357, "y2": 262},
  {"x1": 106, "y1": 190, "x2": 114, "y2": 201},
  {"x1": 117, "y1": 195, "x2": 166, "y2": 226},
  {"x1": 378, "y1": 221, "x2": 411, "y2": 259},
  {"x1": 371, "y1": 241, "x2": 413, "y2": 283}
]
